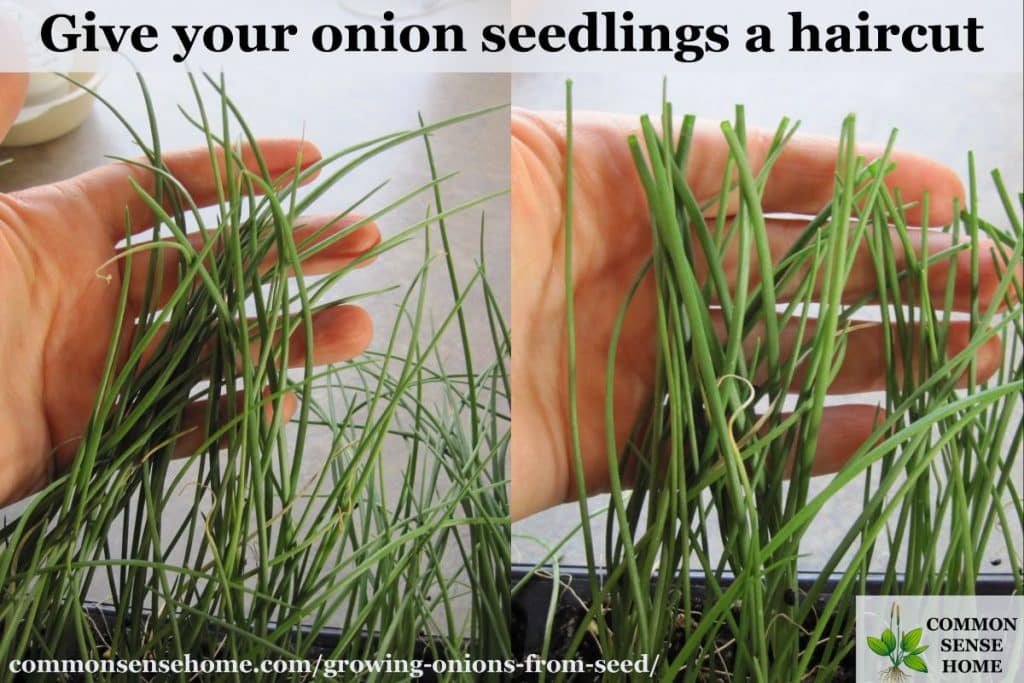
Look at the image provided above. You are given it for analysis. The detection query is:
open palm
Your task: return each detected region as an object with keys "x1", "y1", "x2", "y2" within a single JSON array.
[
  {"x1": 0, "y1": 88, "x2": 380, "y2": 506},
  {"x1": 510, "y1": 109, "x2": 1004, "y2": 520}
]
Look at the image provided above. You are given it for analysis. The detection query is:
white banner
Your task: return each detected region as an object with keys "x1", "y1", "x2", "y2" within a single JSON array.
[{"x1": 1, "y1": 0, "x2": 1020, "y2": 72}]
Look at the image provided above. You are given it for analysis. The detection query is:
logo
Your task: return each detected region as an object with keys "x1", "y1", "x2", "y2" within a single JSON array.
[
  {"x1": 866, "y1": 603, "x2": 929, "y2": 682},
  {"x1": 858, "y1": 595, "x2": 1022, "y2": 682}
]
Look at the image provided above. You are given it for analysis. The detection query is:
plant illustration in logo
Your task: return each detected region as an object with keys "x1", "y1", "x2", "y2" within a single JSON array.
[{"x1": 867, "y1": 603, "x2": 929, "y2": 682}]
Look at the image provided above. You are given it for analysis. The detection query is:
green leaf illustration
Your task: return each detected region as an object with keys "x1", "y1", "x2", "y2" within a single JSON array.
[
  {"x1": 867, "y1": 636, "x2": 891, "y2": 657},
  {"x1": 881, "y1": 628, "x2": 897, "y2": 653},
  {"x1": 904, "y1": 654, "x2": 929, "y2": 673},
  {"x1": 909, "y1": 644, "x2": 929, "y2": 656},
  {"x1": 902, "y1": 627, "x2": 923, "y2": 651}
]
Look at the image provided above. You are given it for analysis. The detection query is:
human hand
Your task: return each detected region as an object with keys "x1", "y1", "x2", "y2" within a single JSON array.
[
  {"x1": 0, "y1": 72, "x2": 28, "y2": 138},
  {"x1": 510, "y1": 108, "x2": 1006, "y2": 521},
  {"x1": 0, "y1": 102, "x2": 380, "y2": 506}
]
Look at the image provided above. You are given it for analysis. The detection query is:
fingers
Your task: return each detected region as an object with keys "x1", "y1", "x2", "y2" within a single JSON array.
[
  {"x1": 710, "y1": 313, "x2": 1004, "y2": 394},
  {"x1": 264, "y1": 214, "x2": 381, "y2": 273},
  {"x1": 754, "y1": 134, "x2": 963, "y2": 226},
  {"x1": 699, "y1": 218, "x2": 1008, "y2": 312},
  {"x1": 172, "y1": 389, "x2": 298, "y2": 459},
  {"x1": 271, "y1": 304, "x2": 373, "y2": 368},
  {"x1": 785, "y1": 404, "x2": 888, "y2": 476},
  {"x1": 64, "y1": 139, "x2": 322, "y2": 239},
  {"x1": 150, "y1": 301, "x2": 371, "y2": 462},
  {"x1": 668, "y1": 115, "x2": 963, "y2": 225},
  {"x1": 812, "y1": 320, "x2": 1002, "y2": 393},
  {"x1": 683, "y1": 123, "x2": 962, "y2": 225},
  {"x1": 623, "y1": 404, "x2": 887, "y2": 489},
  {"x1": 120, "y1": 214, "x2": 381, "y2": 310},
  {"x1": 529, "y1": 110, "x2": 963, "y2": 227},
  {"x1": 139, "y1": 304, "x2": 373, "y2": 372}
]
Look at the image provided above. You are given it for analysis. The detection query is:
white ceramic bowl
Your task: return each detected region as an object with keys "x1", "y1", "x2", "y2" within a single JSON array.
[{"x1": 1, "y1": 59, "x2": 106, "y2": 148}]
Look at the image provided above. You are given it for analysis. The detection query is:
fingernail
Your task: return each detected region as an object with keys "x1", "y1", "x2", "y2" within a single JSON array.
[{"x1": 296, "y1": 141, "x2": 322, "y2": 169}]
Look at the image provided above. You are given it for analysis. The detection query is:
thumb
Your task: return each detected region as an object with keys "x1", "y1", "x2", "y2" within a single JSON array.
[
  {"x1": 0, "y1": 72, "x2": 29, "y2": 143},
  {"x1": 0, "y1": 5, "x2": 29, "y2": 143}
]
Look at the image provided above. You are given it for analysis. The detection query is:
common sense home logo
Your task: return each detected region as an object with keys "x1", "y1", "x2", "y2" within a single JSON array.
[
  {"x1": 867, "y1": 603, "x2": 928, "y2": 681},
  {"x1": 859, "y1": 596, "x2": 1023, "y2": 681}
]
